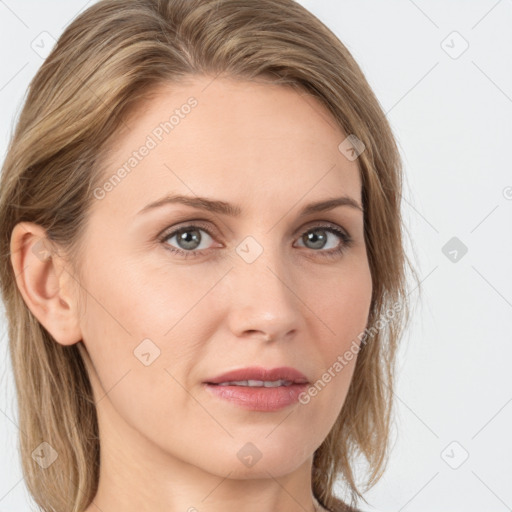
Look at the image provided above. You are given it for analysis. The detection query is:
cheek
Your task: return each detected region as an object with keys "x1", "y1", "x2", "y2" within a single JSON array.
[
  {"x1": 77, "y1": 246, "x2": 223, "y2": 406},
  {"x1": 79, "y1": 245, "x2": 212, "y2": 344},
  {"x1": 312, "y1": 258, "x2": 372, "y2": 348},
  {"x1": 75, "y1": 253, "x2": 174, "y2": 395},
  {"x1": 301, "y1": 259, "x2": 372, "y2": 405},
  {"x1": 77, "y1": 258, "x2": 205, "y2": 449}
]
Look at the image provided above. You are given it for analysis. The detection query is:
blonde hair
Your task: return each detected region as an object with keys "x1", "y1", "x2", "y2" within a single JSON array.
[{"x1": 0, "y1": 0, "x2": 418, "y2": 511}]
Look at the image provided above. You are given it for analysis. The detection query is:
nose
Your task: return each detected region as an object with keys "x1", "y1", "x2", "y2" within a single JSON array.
[{"x1": 225, "y1": 251, "x2": 303, "y2": 343}]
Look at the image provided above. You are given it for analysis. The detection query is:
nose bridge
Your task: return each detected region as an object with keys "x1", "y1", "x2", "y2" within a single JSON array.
[{"x1": 226, "y1": 236, "x2": 301, "y2": 340}]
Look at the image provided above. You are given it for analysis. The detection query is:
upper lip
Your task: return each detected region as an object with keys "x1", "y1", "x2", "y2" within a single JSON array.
[{"x1": 205, "y1": 366, "x2": 309, "y2": 384}]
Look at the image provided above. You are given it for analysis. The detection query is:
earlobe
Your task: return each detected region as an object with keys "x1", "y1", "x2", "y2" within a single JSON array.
[{"x1": 10, "y1": 222, "x2": 83, "y2": 346}]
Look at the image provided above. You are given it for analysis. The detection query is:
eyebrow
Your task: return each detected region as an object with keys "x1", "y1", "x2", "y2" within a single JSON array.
[{"x1": 137, "y1": 193, "x2": 363, "y2": 217}]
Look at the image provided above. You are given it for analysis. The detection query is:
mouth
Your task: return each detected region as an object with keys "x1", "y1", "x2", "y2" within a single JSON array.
[
  {"x1": 203, "y1": 366, "x2": 310, "y2": 411},
  {"x1": 212, "y1": 379, "x2": 297, "y2": 387}
]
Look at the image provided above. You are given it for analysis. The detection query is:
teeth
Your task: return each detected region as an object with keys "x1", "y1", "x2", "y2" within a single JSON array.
[
  {"x1": 263, "y1": 379, "x2": 291, "y2": 387},
  {"x1": 216, "y1": 379, "x2": 293, "y2": 387}
]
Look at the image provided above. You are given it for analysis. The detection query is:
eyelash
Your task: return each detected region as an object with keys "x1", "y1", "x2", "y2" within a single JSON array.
[{"x1": 158, "y1": 221, "x2": 354, "y2": 260}]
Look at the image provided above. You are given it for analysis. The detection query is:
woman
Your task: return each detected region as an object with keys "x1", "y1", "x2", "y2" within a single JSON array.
[{"x1": 0, "y1": 0, "x2": 416, "y2": 511}]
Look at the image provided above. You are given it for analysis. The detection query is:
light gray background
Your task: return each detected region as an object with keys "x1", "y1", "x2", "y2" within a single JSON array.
[{"x1": 1, "y1": 1, "x2": 511, "y2": 511}]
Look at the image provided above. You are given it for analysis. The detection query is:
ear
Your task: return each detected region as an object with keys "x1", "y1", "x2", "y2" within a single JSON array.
[{"x1": 10, "y1": 222, "x2": 83, "y2": 346}]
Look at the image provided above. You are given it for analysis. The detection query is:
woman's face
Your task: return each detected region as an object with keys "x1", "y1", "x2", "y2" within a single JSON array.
[{"x1": 75, "y1": 75, "x2": 372, "y2": 479}]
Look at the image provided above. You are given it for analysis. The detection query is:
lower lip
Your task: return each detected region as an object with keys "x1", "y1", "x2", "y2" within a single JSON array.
[{"x1": 204, "y1": 383, "x2": 309, "y2": 411}]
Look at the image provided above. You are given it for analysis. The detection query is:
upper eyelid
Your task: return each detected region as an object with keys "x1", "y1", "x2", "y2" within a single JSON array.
[{"x1": 159, "y1": 220, "x2": 217, "y2": 240}]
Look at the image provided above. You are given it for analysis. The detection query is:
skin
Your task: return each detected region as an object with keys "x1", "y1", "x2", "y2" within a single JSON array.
[{"x1": 11, "y1": 75, "x2": 372, "y2": 512}]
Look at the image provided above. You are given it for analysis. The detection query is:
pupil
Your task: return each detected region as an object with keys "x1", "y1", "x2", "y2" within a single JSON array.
[
  {"x1": 178, "y1": 229, "x2": 201, "y2": 250},
  {"x1": 305, "y1": 230, "x2": 327, "y2": 249}
]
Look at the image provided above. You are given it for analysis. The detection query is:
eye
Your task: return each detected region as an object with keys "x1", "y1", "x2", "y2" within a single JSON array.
[
  {"x1": 159, "y1": 223, "x2": 218, "y2": 259},
  {"x1": 158, "y1": 222, "x2": 354, "y2": 259},
  {"x1": 294, "y1": 225, "x2": 353, "y2": 258}
]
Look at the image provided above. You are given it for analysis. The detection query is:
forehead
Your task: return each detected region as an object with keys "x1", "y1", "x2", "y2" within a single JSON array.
[{"x1": 93, "y1": 75, "x2": 362, "y2": 219}]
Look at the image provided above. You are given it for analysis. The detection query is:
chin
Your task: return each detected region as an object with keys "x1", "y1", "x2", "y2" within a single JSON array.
[{"x1": 201, "y1": 439, "x2": 312, "y2": 479}]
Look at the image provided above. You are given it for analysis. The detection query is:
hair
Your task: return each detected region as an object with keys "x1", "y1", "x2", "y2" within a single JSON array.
[{"x1": 0, "y1": 0, "x2": 419, "y2": 511}]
